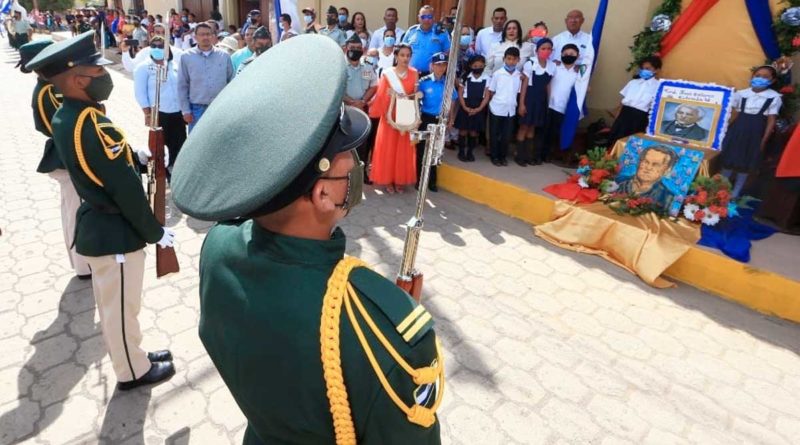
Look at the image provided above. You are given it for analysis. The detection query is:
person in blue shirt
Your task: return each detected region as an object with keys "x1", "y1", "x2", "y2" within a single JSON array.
[
  {"x1": 416, "y1": 52, "x2": 457, "y2": 192},
  {"x1": 402, "y1": 5, "x2": 451, "y2": 76}
]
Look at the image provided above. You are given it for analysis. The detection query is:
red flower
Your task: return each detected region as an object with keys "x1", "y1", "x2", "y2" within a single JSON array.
[
  {"x1": 793, "y1": 35, "x2": 800, "y2": 48},
  {"x1": 696, "y1": 190, "x2": 708, "y2": 206},
  {"x1": 590, "y1": 169, "x2": 610, "y2": 184},
  {"x1": 615, "y1": 164, "x2": 621, "y2": 174},
  {"x1": 718, "y1": 207, "x2": 728, "y2": 218},
  {"x1": 780, "y1": 85, "x2": 795, "y2": 95},
  {"x1": 629, "y1": 199, "x2": 640, "y2": 208},
  {"x1": 579, "y1": 157, "x2": 590, "y2": 167},
  {"x1": 694, "y1": 210, "x2": 706, "y2": 220},
  {"x1": 716, "y1": 190, "x2": 730, "y2": 202}
]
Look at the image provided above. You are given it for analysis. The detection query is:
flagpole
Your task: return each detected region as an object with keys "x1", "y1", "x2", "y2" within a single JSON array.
[{"x1": 100, "y1": 19, "x2": 105, "y2": 58}]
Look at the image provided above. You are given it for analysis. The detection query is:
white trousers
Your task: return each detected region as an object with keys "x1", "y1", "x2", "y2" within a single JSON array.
[
  {"x1": 85, "y1": 250, "x2": 152, "y2": 382},
  {"x1": 48, "y1": 169, "x2": 91, "y2": 276}
]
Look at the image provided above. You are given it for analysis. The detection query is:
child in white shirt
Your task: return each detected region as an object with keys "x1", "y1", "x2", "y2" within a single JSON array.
[
  {"x1": 486, "y1": 46, "x2": 523, "y2": 166},
  {"x1": 608, "y1": 56, "x2": 662, "y2": 145},
  {"x1": 542, "y1": 43, "x2": 589, "y2": 161}
]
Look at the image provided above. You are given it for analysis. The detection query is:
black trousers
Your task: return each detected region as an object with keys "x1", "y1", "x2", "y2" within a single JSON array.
[
  {"x1": 416, "y1": 113, "x2": 438, "y2": 188},
  {"x1": 359, "y1": 117, "x2": 380, "y2": 177},
  {"x1": 160, "y1": 111, "x2": 187, "y2": 174},
  {"x1": 489, "y1": 113, "x2": 514, "y2": 161}
]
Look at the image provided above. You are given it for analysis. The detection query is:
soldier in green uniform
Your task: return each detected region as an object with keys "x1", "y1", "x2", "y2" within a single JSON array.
[
  {"x1": 18, "y1": 39, "x2": 92, "y2": 279},
  {"x1": 171, "y1": 34, "x2": 444, "y2": 444},
  {"x1": 26, "y1": 31, "x2": 176, "y2": 391}
]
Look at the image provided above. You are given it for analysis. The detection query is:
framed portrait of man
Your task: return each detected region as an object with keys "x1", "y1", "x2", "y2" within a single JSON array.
[
  {"x1": 647, "y1": 80, "x2": 734, "y2": 150},
  {"x1": 616, "y1": 136, "x2": 705, "y2": 217}
]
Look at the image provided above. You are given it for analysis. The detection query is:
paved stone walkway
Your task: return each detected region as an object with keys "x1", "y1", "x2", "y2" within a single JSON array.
[{"x1": 2, "y1": 40, "x2": 800, "y2": 445}]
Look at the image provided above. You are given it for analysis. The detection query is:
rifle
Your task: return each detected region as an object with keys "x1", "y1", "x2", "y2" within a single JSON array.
[
  {"x1": 147, "y1": 45, "x2": 180, "y2": 278},
  {"x1": 396, "y1": 0, "x2": 465, "y2": 302}
]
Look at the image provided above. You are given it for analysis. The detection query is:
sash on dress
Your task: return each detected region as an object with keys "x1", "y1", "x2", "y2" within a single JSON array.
[{"x1": 384, "y1": 68, "x2": 421, "y2": 134}]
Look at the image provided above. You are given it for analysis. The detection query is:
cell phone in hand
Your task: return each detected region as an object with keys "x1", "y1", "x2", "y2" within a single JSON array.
[{"x1": 124, "y1": 38, "x2": 139, "y2": 47}]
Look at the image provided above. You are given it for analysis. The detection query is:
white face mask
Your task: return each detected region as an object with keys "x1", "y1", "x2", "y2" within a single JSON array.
[{"x1": 303, "y1": 15, "x2": 313, "y2": 24}]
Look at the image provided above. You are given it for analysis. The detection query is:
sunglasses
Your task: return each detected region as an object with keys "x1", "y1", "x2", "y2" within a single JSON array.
[
  {"x1": 420, "y1": 14, "x2": 434, "y2": 20},
  {"x1": 151, "y1": 44, "x2": 165, "y2": 49}
]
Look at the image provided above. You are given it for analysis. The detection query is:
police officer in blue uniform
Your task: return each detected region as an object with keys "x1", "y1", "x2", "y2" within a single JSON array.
[
  {"x1": 402, "y1": 5, "x2": 451, "y2": 76},
  {"x1": 416, "y1": 52, "x2": 457, "y2": 192}
]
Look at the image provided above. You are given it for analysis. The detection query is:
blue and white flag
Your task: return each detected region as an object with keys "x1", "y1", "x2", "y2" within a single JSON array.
[
  {"x1": 274, "y1": 0, "x2": 300, "y2": 39},
  {"x1": 0, "y1": 0, "x2": 14, "y2": 15},
  {"x1": 560, "y1": 0, "x2": 609, "y2": 150}
]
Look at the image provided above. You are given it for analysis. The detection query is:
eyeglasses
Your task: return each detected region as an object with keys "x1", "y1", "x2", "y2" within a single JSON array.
[
  {"x1": 151, "y1": 44, "x2": 164, "y2": 49},
  {"x1": 420, "y1": 14, "x2": 434, "y2": 20}
]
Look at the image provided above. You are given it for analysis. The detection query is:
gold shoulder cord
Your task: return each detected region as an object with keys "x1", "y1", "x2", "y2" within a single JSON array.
[
  {"x1": 73, "y1": 108, "x2": 134, "y2": 187},
  {"x1": 320, "y1": 257, "x2": 445, "y2": 445},
  {"x1": 36, "y1": 84, "x2": 60, "y2": 135}
]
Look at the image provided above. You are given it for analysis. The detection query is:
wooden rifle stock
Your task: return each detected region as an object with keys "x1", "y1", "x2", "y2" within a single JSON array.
[{"x1": 148, "y1": 127, "x2": 180, "y2": 278}]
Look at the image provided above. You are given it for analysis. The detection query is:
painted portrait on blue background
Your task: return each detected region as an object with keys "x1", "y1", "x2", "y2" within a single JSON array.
[
  {"x1": 648, "y1": 80, "x2": 734, "y2": 150},
  {"x1": 617, "y1": 136, "x2": 705, "y2": 217}
]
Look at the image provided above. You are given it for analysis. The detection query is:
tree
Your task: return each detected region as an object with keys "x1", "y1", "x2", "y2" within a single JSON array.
[{"x1": 19, "y1": 0, "x2": 78, "y2": 13}]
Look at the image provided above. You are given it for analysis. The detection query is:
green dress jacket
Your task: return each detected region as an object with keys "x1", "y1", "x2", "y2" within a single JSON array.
[
  {"x1": 51, "y1": 98, "x2": 163, "y2": 256},
  {"x1": 199, "y1": 220, "x2": 443, "y2": 445},
  {"x1": 31, "y1": 77, "x2": 64, "y2": 173}
]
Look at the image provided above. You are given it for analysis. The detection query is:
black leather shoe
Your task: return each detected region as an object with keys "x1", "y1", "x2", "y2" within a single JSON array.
[
  {"x1": 148, "y1": 350, "x2": 173, "y2": 362},
  {"x1": 428, "y1": 185, "x2": 438, "y2": 192},
  {"x1": 76, "y1": 274, "x2": 92, "y2": 280},
  {"x1": 117, "y1": 361, "x2": 175, "y2": 391},
  {"x1": 500, "y1": 159, "x2": 509, "y2": 166}
]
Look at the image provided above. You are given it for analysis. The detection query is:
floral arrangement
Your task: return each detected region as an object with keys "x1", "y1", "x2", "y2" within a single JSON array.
[
  {"x1": 572, "y1": 147, "x2": 620, "y2": 194},
  {"x1": 627, "y1": 0, "x2": 682, "y2": 71},
  {"x1": 605, "y1": 193, "x2": 668, "y2": 217},
  {"x1": 681, "y1": 174, "x2": 753, "y2": 226}
]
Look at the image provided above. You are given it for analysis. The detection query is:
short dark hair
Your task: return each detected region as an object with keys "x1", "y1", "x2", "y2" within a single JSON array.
[
  {"x1": 534, "y1": 21, "x2": 547, "y2": 30},
  {"x1": 280, "y1": 13, "x2": 291, "y2": 24},
  {"x1": 562, "y1": 43, "x2": 580, "y2": 54},
  {"x1": 641, "y1": 145, "x2": 678, "y2": 170},
  {"x1": 394, "y1": 42, "x2": 413, "y2": 58},
  {"x1": 339, "y1": 7, "x2": 349, "y2": 15},
  {"x1": 386, "y1": 7, "x2": 398, "y2": 14},
  {"x1": 640, "y1": 55, "x2": 663, "y2": 70},
  {"x1": 195, "y1": 22, "x2": 213, "y2": 33},
  {"x1": 504, "y1": 46, "x2": 520, "y2": 58},
  {"x1": 493, "y1": 7, "x2": 507, "y2": 16},
  {"x1": 383, "y1": 28, "x2": 396, "y2": 37}
]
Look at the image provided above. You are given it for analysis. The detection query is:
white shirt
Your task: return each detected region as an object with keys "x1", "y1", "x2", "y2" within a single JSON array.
[
  {"x1": 133, "y1": 59, "x2": 181, "y2": 114},
  {"x1": 732, "y1": 88, "x2": 782, "y2": 115},
  {"x1": 488, "y1": 68, "x2": 522, "y2": 117},
  {"x1": 549, "y1": 64, "x2": 588, "y2": 113},
  {"x1": 461, "y1": 72, "x2": 491, "y2": 99},
  {"x1": 368, "y1": 25, "x2": 405, "y2": 50},
  {"x1": 122, "y1": 45, "x2": 183, "y2": 73},
  {"x1": 522, "y1": 57, "x2": 556, "y2": 86},
  {"x1": 551, "y1": 30, "x2": 595, "y2": 68},
  {"x1": 376, "y1": 48, "x2": 395, "y2": 75},
  {"x1": 279, "y1": 28, "x2": 298, "y2": 42},
  {"x1": 475, "y1": 27, "x2": 502, "y2": 58},
  {"x1": 485, "y1": 40, "x2": 534, "y2": 73},
  {"x1": 620, "y1": 77, "x2": 660, "y2": 113}
]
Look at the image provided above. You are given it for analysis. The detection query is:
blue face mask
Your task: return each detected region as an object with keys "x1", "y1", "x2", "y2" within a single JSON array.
[
  {"x1": 751, "y1": 77, "x2": 772, "y2": 89},
  {"x1": 384, "y1": 36, "x2": 396, "y2": 47},
  {"x1": 338, "y1": 14, "x2": 347, "y2": 23},
  {"x1": 459, "y1": 35, "x2": 471, "y2": 47},
  {"x1": 639, "y1": 68, "x2": 654, "y2": 80},
  {"x1": 504, "y1": 64, "x2": 516, "y2": 73},
  {"x1": 151, "y1": 47, "x2": 165, "y2": 61}
]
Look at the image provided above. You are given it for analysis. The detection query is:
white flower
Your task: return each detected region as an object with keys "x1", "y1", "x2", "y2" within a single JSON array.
[
  {"x1": 578, "y1": 177, "x2": 589, "y2": 189},
  {"x1": 683, "y1": 203, "x2": 700, "y2": 221},
  {"x1": 602, "y1": 180, "x2": 619, "y2": 193},
  {"x1": 701, "y1": 211, "x2": 721, "y2": 226}
]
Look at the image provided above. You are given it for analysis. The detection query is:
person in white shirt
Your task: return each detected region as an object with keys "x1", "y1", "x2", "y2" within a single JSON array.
[
  {"x1": 475, "y1": 7, "x2": 506, "y2": 58},
  {"x1": 485, "y1": 19, "x2": 534, "y2": 73},
  {"x1": 517, "y1": 38, "x2": 556, "y2": 165},
  {"x1": 720, "y1": 65, "x2": 783, "y2": 197},
  {"x1": 551, "y1": 10, "x2": 595, "y2": 68},
  {"x1": 121, "y1": 23, "x2": 183, "y2": 73},
  {"x1": 543, "y1": 44, "x2": 590, "y2": 160},
  {"x1": 608, "y1": 56, "x2": 663, "y2": 145},
  {"x1": 372, "y1": 27, "x2": 397, "y2": 76},
  {"x1": 368, "y1": 7, "x2": 405, "y2": 50},
  {"x1": 486, "y1": 46, "x2": 523, "y2": 166},
  {"x1": 133, "y1": 36, "x2": 186, "y2": 178},
  {"x1": 278, "y1": 13, "x2": 298, "y2": 42}
]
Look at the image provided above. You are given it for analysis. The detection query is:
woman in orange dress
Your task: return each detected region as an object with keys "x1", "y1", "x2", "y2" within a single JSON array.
[{"x1": 369, "y1": 43, "x2": 419, "y2": 193}]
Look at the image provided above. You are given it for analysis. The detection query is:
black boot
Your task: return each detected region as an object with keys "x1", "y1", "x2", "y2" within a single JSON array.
[
  {"x1": 457, "y1": 135, "x2": 467, "y2": 161},
  {"x1": 466, "y1": 136, "x2": 476, "y2": 162}
]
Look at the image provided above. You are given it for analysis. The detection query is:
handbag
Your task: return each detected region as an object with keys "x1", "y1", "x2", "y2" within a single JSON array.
[{"x1": 384, "y1": 68, "x2": 422, "y2": 134}]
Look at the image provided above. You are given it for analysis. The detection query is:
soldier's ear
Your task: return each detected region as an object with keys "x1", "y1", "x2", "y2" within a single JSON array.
[{"x1": 310, "y1": 180, "x2": 336, "y2": 213}]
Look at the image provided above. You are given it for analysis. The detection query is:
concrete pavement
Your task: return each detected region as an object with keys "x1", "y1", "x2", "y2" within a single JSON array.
[{"x1": 1, "y1": 40, "x2": 800, "y2": 445}]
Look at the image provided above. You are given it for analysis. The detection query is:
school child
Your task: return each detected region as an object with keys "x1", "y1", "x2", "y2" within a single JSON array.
[
  {"x1": 516, "y1": 37, "x2": 556, "y2": 166},
  {"x1": 486, "y1": 46, "x2": 523, "y2": 166},
  {"x1": 455, "y1": 55, "x2": 491, "y2": 162},
  {"x1": 608, "y1": 55, "x2": 663, "y2": 146},
  {"x1": 720, "y1": 65, "x2": 782, "y2": 197},
  {"x1": 542, "y1": 43, "x2": 588, "y2": 161}
]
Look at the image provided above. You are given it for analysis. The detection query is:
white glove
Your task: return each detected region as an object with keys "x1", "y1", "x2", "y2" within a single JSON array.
[
  {"x1": 136, "y1": 146, "x2": 152, "y2": 165},
  {"x1": 136, "y1": 146, "x2": 169, "y2": 168},
  {"x1": 157, "y1": 227, "x2": 175, "y2": 248}
]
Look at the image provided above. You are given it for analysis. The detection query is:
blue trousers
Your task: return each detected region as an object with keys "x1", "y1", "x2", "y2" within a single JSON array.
[{"x1": 188, "y1": 104, "x2": 209, "y2": 133}]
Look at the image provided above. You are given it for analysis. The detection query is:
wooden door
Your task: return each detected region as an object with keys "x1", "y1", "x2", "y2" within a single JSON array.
[{"x1": 417, "y1": 0, "x2": 485, "y2": 30}]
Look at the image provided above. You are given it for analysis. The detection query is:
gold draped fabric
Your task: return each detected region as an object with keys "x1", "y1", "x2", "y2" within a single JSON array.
[{"x1": 535, "y1": 201, "x2": 701, "y2": 288}]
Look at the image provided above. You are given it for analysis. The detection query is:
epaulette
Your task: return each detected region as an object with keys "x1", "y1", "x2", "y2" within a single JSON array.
[{"x1": 419, "y1": 74, "x2": 435, "y2": 84}]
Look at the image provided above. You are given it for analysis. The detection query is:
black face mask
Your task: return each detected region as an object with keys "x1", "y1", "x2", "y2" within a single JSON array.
[
  {"x1": 561, "y1": 54, "x2": 578, "y2": 65},
  {"x1": 471, "y1": 68, "x2": 484, "y2": 76},
  {"x1": 347, "y1": 49, "x2": 363, "y2": 61},
  {"x1": 250, "y1": 17, "x2": 258, "y2": 24},
  {"x1": 327, "y1": 17, "x2": 337, "y2": 26}
]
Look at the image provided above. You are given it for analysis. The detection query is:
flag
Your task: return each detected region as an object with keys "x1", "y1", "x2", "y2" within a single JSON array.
[
  {"x1": 0, "y1": 0, "x2": 12, "y2": 15},
  {"x1": 274, "y1": 0, "x2": 300, "y2": 40},
  {"x1": 560, "y1": 0, "x2": 609, "y2": 150}
]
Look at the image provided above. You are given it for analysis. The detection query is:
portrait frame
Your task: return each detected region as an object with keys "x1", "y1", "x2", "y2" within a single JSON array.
[
  {"x1": 647, "y1": 80, "x2": 734, "y2": 150},
  {"x1": 616, "y1": 136, "x2": 706, "y2": 217}
]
